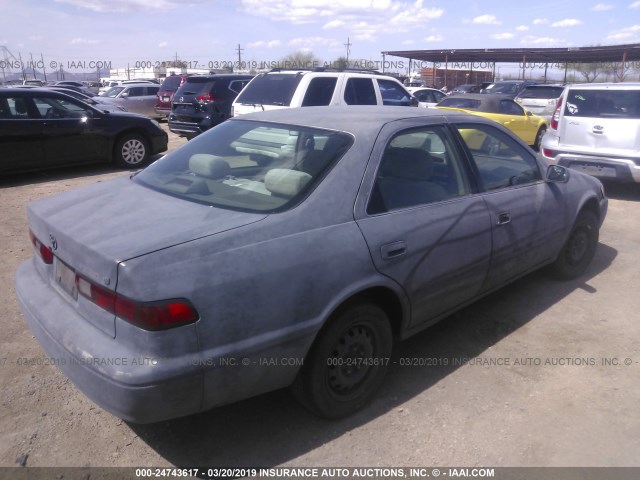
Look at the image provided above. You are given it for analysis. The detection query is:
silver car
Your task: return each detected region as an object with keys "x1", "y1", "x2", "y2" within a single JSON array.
[
  {"x1": 514, "y1": 84, "x2": 565, "y2": 123},
  {"x1": 16, "y1": 107, "x2": 607, "y2": 423},
  {"x1": 541, "y1": 83, "x2": 640, "y2": 183},
  {"x1": 99, "y1": 83, "x2": 161, "y2": 118}
]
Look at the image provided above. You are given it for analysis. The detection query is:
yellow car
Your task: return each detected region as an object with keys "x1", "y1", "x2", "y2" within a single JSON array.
[{"x1": 436, "y1": 93, "x2": 548, "y2": 150}]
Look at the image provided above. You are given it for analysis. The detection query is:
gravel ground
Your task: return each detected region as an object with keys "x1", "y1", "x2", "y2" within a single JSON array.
[{"x1": 1, "y1": 125, "x2": 639, "y2": 475}]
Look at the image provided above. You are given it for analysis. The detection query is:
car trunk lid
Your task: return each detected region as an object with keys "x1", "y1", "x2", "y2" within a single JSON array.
[{"x1": 27, "y1": 175, "x2": 266, "y2": 337}]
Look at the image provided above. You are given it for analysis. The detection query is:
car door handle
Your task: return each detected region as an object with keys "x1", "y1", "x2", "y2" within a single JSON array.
[
  {"x1": 381, "y1": 241, "x2": 406, "y2": 260},
  {"x1": 497, "y1": 212, "x2": 511, "y2": 225}
]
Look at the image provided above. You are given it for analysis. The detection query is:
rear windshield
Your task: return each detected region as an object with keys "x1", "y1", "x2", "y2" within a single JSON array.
[
  {"x1": 485, "y1": 83, "x2": 522, "y2": 94},
  {"x1": 564, "y1": 89, "x2": 640, "y2": 119},
  {"x1": 134, "y1": 120, "x2": 353, "y2": 213},
  {"x1": 234, "y1": 74, "x2": 303, "y2": 107},
  {"x1": 176, "y1": 78, "x2": 217, "y2": 97},
  {"x1": 160, "y1": 76, "x2": 183, "y2": 92},
  {"x1": 518, "y1": 86, "x2": 564, "y2": 99},
  {"x1": 437, "y1": 97, "x2": 482, "y2": 109}
]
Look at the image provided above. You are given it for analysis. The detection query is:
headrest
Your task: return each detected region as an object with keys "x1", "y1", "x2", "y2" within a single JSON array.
[
  {"x1": 265, "y1": 169, "x2": 312, "y2": 199},
  {"x1": 189, "y1": 154, "x2": 231, "y2": 179},
  {"x1": 385, "y1": 148, "x2": 434, "y2": 180}
]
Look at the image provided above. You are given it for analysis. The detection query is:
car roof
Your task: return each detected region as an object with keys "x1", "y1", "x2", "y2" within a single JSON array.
[
  {"x1": 565, "y1": 82, "x2": 640, "y2": 89},
  {"x1": 229, "y1": 105, "x2": 492, "y2": 135}
]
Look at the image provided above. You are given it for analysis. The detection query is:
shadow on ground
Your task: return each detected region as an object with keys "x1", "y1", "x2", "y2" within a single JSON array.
[{"x1": 129, "y1": 242, "x2": 617, "y2": 467}]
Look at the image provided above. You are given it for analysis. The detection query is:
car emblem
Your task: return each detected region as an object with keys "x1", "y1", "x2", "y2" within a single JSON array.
[
  {"x1": 49, "y1": 234, "x2": 58, "y2": 251},
  {"x1": 180, "y1": 96, "x2": 184, "y2": 102}
]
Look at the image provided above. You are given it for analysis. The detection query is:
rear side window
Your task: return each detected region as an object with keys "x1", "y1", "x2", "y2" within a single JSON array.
[
  {"x1": 564, "y1": 89, "x2": 640, "y2": 119},
  {"x1": 235, "y1": 74, "x2": 303, "y2": 106},
  {"x1": 302, "y1": 77, "x2": 337, "y2": 106},
  {"x1": 498, "y1": 100, "x2": 524, "y2": 115},
  {"x1": 377, "y1": 79, "x2": 411, "y2": 106},
  {"x1": 344, "y1": 78, "x2": 377, "y2": 105}
]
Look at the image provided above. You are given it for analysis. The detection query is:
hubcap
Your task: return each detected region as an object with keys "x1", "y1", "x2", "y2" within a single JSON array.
[
  {"x1": 122, "y1": 139, "x2": 145, "y2": 165},
  {"x1": 327, "y1": 324, "x2": 375, "y2": 397},
  {"x1": 565, "y1": 226, "x2": 589, "y2": 265}
]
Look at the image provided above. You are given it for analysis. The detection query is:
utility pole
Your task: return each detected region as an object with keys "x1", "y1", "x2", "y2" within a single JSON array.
[
  {"x1": 236, "y1": 44, "x2": 243, "y2": 65},
  {"x1": 345, "y1": 37, "x2": 352, "y2": 64}
]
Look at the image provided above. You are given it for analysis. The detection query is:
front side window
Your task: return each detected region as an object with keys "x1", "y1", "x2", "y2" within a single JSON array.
[
  {"x1": 499, "y1": 100, "x2": 524, "y2": 115},
  {"x1": 377, "y1": 79, "x2": 411, "y2": 106},
  {"x1": 33, "y1": 96, "x2": 91, "y2": 119},
  {"x1": 456, "y1": 123, "x2": 541, "y2": 191},
  {"x1": 103, "y1": 87, "x2": 124, "y2": 97},
  {"x1": 368, "y1": 126, "x2": 472, "y2": 214},
  {"x1": 135, "y1": 120, "x2": 353, "y2": 212}
]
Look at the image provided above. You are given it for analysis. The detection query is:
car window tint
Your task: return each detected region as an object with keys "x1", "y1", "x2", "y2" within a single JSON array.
[
  {"x1": 128, "y1": 87, "x2": 145, "y2": 97},
  {"x1": 302, "y1": 77, "x2": 337, "y2": 106},
  {"x1": 33, "y1": 96, "x2": 90, "y2": 119},
  {"x1": 413, "y1": 90, "x2": 433, "y2": 103},
  {"x1": 344, "y1": 77, "x2": 377, "y2": 105},
  {"x1": 456, "y1": 123, "x2": 542, "y2": 191},
  {"x1": 229, "y1": 79, "x2": 251, "y2": 94},
  {"x1": 377, "y1": 79, "x2": 411, "y2": 106},
  {"x1": 147, "y1": 86, "x2": 159, "y2": 95},
  {"x1": 518, "y1": 86, "x2": 564, "y2": 99},
  {"x1": 135, "y1": 120, "x2": 353, "y2": 213},
  {"x1": 438, "y1": 97, "x2": 482, "y2": 109},
  {"x1": 368, "y1": 126, "x2": 472, "y2": 214},
  {"x1": 0, "y1": 96, "x2": 34, "y2": 118},
  {"x1": 234, "y1": 74, "x2": 303, "y2": 107},
  {"x1": 564, "y1": 89, "x2": 640, "y2": 119},
  {"x1": 499, "y1": 100, "x2": 524, "y2": 115}
]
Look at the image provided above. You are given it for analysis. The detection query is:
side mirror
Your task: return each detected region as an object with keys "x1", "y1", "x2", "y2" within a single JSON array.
[
  {"x1": 410, "y1": 96, "x2": 419, "y2": 107},
  {"x1": 526, "y1": 110, "x2": 532, "y2": 116},
  {"x1": 546, "y1": 164, "x2": 569, "y2": 183},
  {"x1": 120, "y1": 91, "x2": 129, "y2": 98}
]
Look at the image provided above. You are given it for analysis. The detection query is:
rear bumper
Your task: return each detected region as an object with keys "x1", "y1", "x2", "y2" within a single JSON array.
[
  {"x1": 15, "y1": 259, "x2": 202, "y2": 423},
  {"x1": 167, "y1": 115, "x2": 225, "y2": 136}
]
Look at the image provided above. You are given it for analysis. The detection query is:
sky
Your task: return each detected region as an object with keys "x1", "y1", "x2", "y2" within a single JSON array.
[{"x1": 1, "y1": 0, "x2": 639, "y2": 76}]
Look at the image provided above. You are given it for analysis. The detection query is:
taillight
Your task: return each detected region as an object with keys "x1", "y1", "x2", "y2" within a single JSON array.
[
  {"x1": 542, "y1": 148, "x2": 555, "y2": 158},
  {"x1": 550, "y1": 97, "x2": 562, "y2": 130},
  {"x1": 196, "y1": 92, "x2": 222, "y2": 103},
  {"x1": 29, "y1": 230, "x2": 53, "y2": 264},
  {"x1": 77, "y1": 275, "x2": 199, "y2": 331}
]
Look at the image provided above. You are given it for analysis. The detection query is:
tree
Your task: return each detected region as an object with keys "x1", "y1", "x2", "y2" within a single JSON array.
[
  {"x1": 331, "y1": 56, "x2": 350, "y2": 70},
  {"x1": 568, "y1": 62, "x2": 602, "y2": 83},
  {"x1": 278, "y1": 50, "x2": 322, "y2": 69}
]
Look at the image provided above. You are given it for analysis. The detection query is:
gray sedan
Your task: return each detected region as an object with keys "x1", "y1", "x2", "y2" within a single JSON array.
[
  {"x1": 98, "y1": 83, "x2": 160, "y2": 118},
  {"x1": 16, "y1": 107, "x2": 607, "y2": 423}
]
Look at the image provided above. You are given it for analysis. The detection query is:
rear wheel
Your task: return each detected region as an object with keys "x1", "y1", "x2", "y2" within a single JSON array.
[
  {"x1": 533, "y1": 126, "x2": 546, "y2": 151},
  {"x1": 115, "y1": 134, "x2": 149, "y2": 168},
  {"x1": 292, "y1": 303, "x2": 393, "y2": 418},
  {"x1": 550, "y1": 210, "x2": 599, "y2": 280}
]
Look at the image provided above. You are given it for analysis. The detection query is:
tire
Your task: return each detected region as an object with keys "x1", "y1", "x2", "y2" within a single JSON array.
[
  {"x1": 115, "y1": 134, "x2": 149, "y2": 168},
  {"x1": 292, "y1": 303, "x2": 393, "y2": 419},
  {"x1": 533, "y1": 126, "x2": 546, "y2": 151},
  {"x1": 550, "y1": 210, "x2": 599, "y2": 280}
]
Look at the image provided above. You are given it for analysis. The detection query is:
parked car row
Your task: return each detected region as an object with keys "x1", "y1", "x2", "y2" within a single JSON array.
[{"x1": 0, "y1": 88, "x2": 168, "y2": 174}]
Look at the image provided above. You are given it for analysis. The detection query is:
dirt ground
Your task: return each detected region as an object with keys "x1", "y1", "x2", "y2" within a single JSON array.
[{"x1": 1, "y1": 126, "x2": 640, "y2": 473}]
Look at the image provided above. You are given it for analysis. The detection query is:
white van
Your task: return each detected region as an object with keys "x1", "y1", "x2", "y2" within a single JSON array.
[
  {"x1": 541, "y1": 83, "x2": 640, "y2": 183},
  {"x1": 232, "y1": 70, "x2": 417, "y2": 116}
]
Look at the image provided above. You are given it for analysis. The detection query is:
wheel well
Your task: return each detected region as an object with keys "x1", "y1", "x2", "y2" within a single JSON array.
[
  {"x1": 112, "y1": 129, "x2": 150, "y2": 159},
  {"x1": 581, "y1": 197, "x2": 601, "y2": 224},
  {"x1": 331, "y1": 287, "x2": 405, "y2": 339}
]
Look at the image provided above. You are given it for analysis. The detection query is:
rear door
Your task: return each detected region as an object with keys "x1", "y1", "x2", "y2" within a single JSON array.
[
  {"x1": 559, "y1": 87, "x2": 640, "y2": 153},
  {"x1": 355, "y1": 119, "x2": 492, "y2": 327}
]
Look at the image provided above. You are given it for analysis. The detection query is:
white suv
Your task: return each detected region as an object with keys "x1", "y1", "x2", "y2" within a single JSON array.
[
  {"x1": 232, "y1": 70, "x2": 417, "y2": 116},
  {"x1": 541, "y1": 83, "x2": 640, "y2": 183}
]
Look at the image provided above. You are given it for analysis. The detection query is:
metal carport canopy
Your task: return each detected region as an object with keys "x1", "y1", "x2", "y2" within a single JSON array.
[{"x1": 382, "y1": 43, "x2": 640, "y2": 64}]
